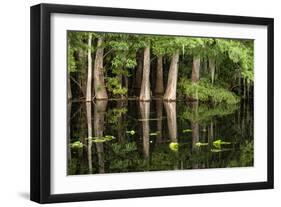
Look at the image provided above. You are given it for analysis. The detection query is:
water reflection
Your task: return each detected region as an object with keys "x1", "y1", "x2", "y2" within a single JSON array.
[
  {"x1": 68, "y1": 99, "x2": 254, "y2": 175},
  {"x1": 139, "y1": 101, "x2": 150, "y2": 159},
  {"x1": 164, "y1": 102, "x2": 177, "y2": 142}
]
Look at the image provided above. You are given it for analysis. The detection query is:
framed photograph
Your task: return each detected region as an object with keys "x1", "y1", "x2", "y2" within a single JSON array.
[{"x1": 30, "y1": 3, "x2": 274, "y2": 203}]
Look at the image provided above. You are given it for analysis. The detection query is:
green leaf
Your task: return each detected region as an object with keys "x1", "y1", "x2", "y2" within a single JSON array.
[
  {"x1": 126, "y1": 130, "x2": 136, "y2": 135},
  {"x1": 195, "y1": 142, "x2": 208, "y2": 147},
  {"x1": 70, "y1": 141, "x2": 83, "y2": 149},
  {"x1": 169, "y1": 142, "x2": 179, "y2": 152},
  {"x1": 182, "y1": 129, "x2": 192, "y2": 133},
  {"x1": 149, "y1": 131, "x2": 160, "y2": 136}
]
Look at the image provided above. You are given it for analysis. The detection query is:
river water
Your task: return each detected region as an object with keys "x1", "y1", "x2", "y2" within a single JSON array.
[{"x1": 67, "y1": 99, "x2": 253, "y2": 175}]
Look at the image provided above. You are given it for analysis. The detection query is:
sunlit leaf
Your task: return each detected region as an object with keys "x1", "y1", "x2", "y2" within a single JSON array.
[{"x1": 169, "y1": 142, "x2": 179, "y2": 152}]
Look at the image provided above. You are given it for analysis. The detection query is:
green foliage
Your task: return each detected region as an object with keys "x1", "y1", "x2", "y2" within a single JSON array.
[
  {"x1": 239, "y1": 140, "x2": 254, "y2": 166},
  {"x1": 67, "y1": 32, "x2": 89, "y2": 73},
  {"x1": 228, "y1": 140, "x2": 254, "y2": 167},
  {"x1": 216, "y1": 39, "x2": 254, "y2": 83},
  {"x1": 67, "y1": 30, "x2": 254, "y2": 101},
  {"x1": 106, "y1": 77, "x2": 128, "y2": 96},
  {"x1": 108, "y1": 142, "x2": 139, "y2": 172},
  {"x1": 178, "y1": 78, "x2": 240, "y2": 104},
  {"x1": 152, "y1": 36, "x2": 205, "y2": 56},
  {"x1": 111, "y1": 142, "x2": 138, "y2": 154},
  {"x1": 106, "y1": 107, "x2": 127, "y2": 124}
]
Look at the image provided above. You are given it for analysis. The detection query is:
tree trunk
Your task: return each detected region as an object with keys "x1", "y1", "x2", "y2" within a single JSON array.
[
  {"x1": 139, "y1": 101, "x2": 150, "y2": 159},
  {"x1": 192, "y1": 56, "x2": 200, "y2": 83},
  {"x1": 191, "y1": 56, "x2": 200, "y2": 100},
  {"x1": 163, "y1": 50, "x2": 180, "y2": 101},
  {"x1": 86, "y1": 33, "x2": 92, "y2": 102},
  {"x1": 94, "y1": 37, "x2": 108, "y2": 100},
  {"x1": 86, "y1": 102, "x2": 93, "y2": 173},
  {"x1": 154, "y1": 56, "x2": 164, "y2": 95},
  {"x1": 94, "y1": 100, "x2": 108, "y2": 173},
  {"x1": 135, "y1": 49, "x2": 143, "y2": 95},
  {"x1": 164, "y1": 102, "x2": 177, "y2": 142},
  {"x1": 139, "y1": 46, "x2": 151, "y2": 101},
  {"x1": 67, "y1": 75, "x2": 72, "y2": 100},
  {"x1": 209, "y1": 59, "x2": 215, "y2": 84}
]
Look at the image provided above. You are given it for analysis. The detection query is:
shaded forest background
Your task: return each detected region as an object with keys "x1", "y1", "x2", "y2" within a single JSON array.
[{"x1": 67, "y1": 32, "x2": 254, "y2": 103}]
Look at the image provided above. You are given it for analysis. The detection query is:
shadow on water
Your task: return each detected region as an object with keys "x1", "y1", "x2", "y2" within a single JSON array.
[{"x1": 67, "y1": 99, "x2": 254, "y2": 175}]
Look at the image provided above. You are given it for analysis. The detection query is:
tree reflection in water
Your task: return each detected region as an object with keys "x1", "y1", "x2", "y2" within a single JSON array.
[{"x1": 68, "y1": 99, "x2": 253, "y2": 175}]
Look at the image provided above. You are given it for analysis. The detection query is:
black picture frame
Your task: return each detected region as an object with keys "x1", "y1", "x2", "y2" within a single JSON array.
[{"x1": 30, "y1": 3, "x2": 274, "y2": 204}]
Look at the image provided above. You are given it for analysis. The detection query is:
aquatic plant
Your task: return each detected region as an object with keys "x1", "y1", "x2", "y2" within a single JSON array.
[
  {"x1": 169, "y1": 142, "x2": 179, "y2": 152},
  {"x1": 213, "y1": 139, "x2": 231, "y2": 149},
  {"x1": 87, "y1": 135, "x2": 116, "y2": 143},
  {"x1": 195, "y1": 142, "x2": 209, "y2": 147},
  {"x1": 150, "y1": 131, "x2": 160, "y2": 136},
  {"x1": 126, "y1": 130, "x2": 136, "y2": 135},
  {"x1": 182, "y1": 129, "x2": 192, "y2": 133},
  {"x1": 70, "y1": 140, "x2": 83, "y2": 149}
]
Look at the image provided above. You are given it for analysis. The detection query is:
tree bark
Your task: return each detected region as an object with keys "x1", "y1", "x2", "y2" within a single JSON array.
[
  {"x1": 191, "y1": 56, "x2": 201, "y2": 100},
  {"x1": 209, "y1": 59, "x2": 215, "y2": 84},
  {"x1": 139, "y1": 46, "x2": 151, "y2": 101},
  {"x1": 192, "y1": 56, "x2": 200, "y2": 83},
  {"x1": 86, "y1": 102, "x2": 93, "y2": 173},
  {"x1": 94, "y1": 100, "x2": 108, "y2": 173},
  {"x1": 164, "y1": 102, "x2": 177, "y2": 142},
  {"x1": 154, "y1": 56, "x2": 164, "y2": 95},
  {"x1": 86, "y1": 33, "x2": 92, "y2": 102},
  {"x1": 163, "y1": 50, "x2": 180, "y2": 101},
  {"x1": 94, "y1": 37, "x2": 108, "y2": 100},
  {"x1": 67, "y1": 75, "x2": 72, "y2": 100},
  {"x1": 139, "y1": 101, "x2": 150, "y2": 159}
]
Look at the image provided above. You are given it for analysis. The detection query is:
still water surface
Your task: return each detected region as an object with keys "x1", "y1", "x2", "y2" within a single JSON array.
[{"x1": 68, "y1": 99, "x2": 253, "y2": 175}]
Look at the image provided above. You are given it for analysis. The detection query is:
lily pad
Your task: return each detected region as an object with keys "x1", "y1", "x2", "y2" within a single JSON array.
[
  {"x1": 195, "y1": 142, "x2": 208, "y2": 147},
  {"x1": 91, "y1": 135, "x2": 116, "y2": 143},
  {"x1": 213, "y1": 139, "x2": 231, "y2": 148},
  {"x1": 70, "y1": 141, "x2": 83, "y2": 149},
  {"x1": 126, "y1": 130, "x2": 136, "y2": 135},
  {"x1": 149, "y1": 131, "x2": 160, "y2": 136},
  {"x1": 182, "y1": 129, "x2": 192, "y2": 133},
  {"x1": 169, "y1": 142, "x2": 179, "y2": 152}
]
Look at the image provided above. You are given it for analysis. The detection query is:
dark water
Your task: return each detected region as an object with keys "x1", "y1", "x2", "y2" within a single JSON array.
[{"x1": 67, "y1": 99, "x2": 254, "y2": 175}]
